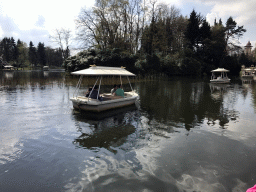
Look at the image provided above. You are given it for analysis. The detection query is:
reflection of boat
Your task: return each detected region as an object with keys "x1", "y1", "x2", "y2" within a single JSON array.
[
  {"x1": 72, "y1": 106, "x2": 138, "y2": 150},
  {"x1": 209, "y1": 83, "x2": 229, "y2": 100},
  {"x1": 74, "y1": 124, "x2": 136, "y2": 150},
  {"x1": 73, "y1": 104, "x2": 138, "y2": 121},
  {"x1": 209, "y1": 83, "x2": 230, "y2": 100},
  {"x1": 4, "y1": 71, "x2": 14, "y2": 79},
  {"x1": 70, "y1": 66, "x2": 138, "y2": 112},
  {"x1": 43, "y1": 66, "x2": 49, "y2": 71},
  {"x1": 210, "y1": 68, "x2": 230, "y2": 83},
  {"x1": 43, "y1": 71, "x2": 49, "y2": 77}
]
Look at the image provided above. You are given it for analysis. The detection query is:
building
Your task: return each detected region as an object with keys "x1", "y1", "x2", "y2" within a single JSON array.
[{"x1": 244, "y1": 41, "x2": 253, "y2": 56}]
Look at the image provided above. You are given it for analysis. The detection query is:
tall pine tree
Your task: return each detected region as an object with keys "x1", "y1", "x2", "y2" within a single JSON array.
[
  {"x1": 185, "y1": 9, "x2": 200, "y2": 50},
  {"x1": 37, "y1": 42, "x2": 46, "y2": 67},
  {"x1": 29, "y1": 41, "x2": 37, "y2": 65}
]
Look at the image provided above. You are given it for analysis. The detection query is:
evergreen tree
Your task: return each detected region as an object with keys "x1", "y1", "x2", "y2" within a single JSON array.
[
  {"x1": 17, "y1": 40, "x2": 28, "y2": 66},
  {"x1": 0, "y1": 37, "x2": 11, "y2": 62},
  {"x1": 28, "y1": 41, "x2": 37, "y2": 65},
  {"x1": 185, "y1": 10, "x2": 200, "y2": 50},
  {"x1": 37, "y1": 42, "x2": 46, "y2": 67},
  {"x1": 219, "y1": 19, "x2": 222, "y2": 26},
  {"x1": 10, "y1": 37, "x2": 19, "y2": 62},
  {"x1": 224, "y1": 17, "x2": 246, "y2": 53}
]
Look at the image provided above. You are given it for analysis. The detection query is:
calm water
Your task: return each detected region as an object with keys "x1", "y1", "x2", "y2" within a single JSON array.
[{"x1": 1, "y1": 70, "x2": 256, "y2": 192}]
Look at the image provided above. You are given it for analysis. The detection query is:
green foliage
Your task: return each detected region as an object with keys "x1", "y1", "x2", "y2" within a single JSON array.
[
  {"x1": 161, "y1": 55, "x2": 180, "y2": 75},
  {"x1": 180, "y1": 48, "x2": 202, "y2": 76},
  {"x1": 185, "y1": 9, "x2": 200, "y2": 49},
  {"x1": 37, "y1": 42, "x2": 47, "y2": 67},
  {"x1": 220, "y1": 55, "x2": 240, "y2": 76},
  {"x1": 29, "y1": 41, "x2": 37, "y2": 65},
  {"x1": 0, "y1": 37, "x2": 65, "y2": 68},
  {"x1": 239, "y1": 52, "x2": 252, "y2": 67},
  {"x1": 63, "y1": 48, "x2": 138, "y2": 72}
]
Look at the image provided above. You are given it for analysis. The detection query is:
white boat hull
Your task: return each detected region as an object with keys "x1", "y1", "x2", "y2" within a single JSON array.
[
  {"x1": 210, "y1": 79, "x2": 230, "y2": 84},
  {"x1": 70, "y1": 92, "x2": 138, "y2": 112}
]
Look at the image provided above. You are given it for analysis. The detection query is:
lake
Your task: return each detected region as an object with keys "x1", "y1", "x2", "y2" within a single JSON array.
[{"x1": 0, "y1": 70, "x2": 256, "y2": 192}]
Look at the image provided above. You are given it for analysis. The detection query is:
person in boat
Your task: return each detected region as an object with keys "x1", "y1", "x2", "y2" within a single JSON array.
[
  {"x1": 114, "y1": 84, "x2": 124, "y2": 97},
  {"x1": 85, "y1": 87, "x2": 92, "y2": 97},
  {"x1": 89, "y1": 85, "x2": 103, "y2": 101},
  {"x1": 111, "y1": 84, "x2": 117, "y2": 95}
]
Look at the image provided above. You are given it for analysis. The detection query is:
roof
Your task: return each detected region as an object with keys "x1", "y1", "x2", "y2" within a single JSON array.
[
  {"x1": 71, "y1": 66, "x2": 136, "y2": 76},
  {"x1": 211, "y1": 68, "x2": 229, "y2": 72},
  {"x1": 245, "y1": 41, "x2": 252, "y2": 47},
  {"x1": 4, "y1": 65, "x2": 14, "y2": 68},
  {"x1": 244, "y1": 68, "x2": 253, "y2": 71}
]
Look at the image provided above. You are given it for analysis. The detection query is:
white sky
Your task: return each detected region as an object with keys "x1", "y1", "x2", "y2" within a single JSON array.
[{"x1": 0, "y1": 0, "x2": 255, "y2": 50}]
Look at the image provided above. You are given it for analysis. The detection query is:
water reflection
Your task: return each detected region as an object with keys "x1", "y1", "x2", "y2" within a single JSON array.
[
  {"x1": 1, "y1": 71, "x2": 256, "y2": 192},
  {"x1": 4, "y1": 71, "x2": 14, "y2": 79},
  {"x1": 209, "y1": 83, "x2": 229, "y2": 101},
  {"x1": 72, "y1": 106, "x2": 139, "y2": 152},
  {"x1": 137, "y1": 79, "x2": 240, "y2": 130},
  {"x1": 43, "y1": 71, "x2": 49, "y2": 77}
]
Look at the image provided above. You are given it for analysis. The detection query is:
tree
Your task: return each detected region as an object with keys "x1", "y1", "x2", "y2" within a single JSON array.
[
  {"x1": 45, "y1": 47, "x2": 63, "y2": 67},
  {"x1": 49, "y1": 28, "x2": 71, "y2": 60},
  {"x1": 224, "y1": 17, "x2": 246, "y2": 54},
  {"x1": 75, "y1": 0, "x2": 144, "y2": 53},
  {"x1": 28, "y1": 41, "x2": 37, "y2": 65},
  {"x1": 17, "y1": 40, "x2": 28, "y2": 66},
  {"x1": 37, "y1": 42, "x2": 46, "y2": 67},
  {"x1": 184, "y1": 10, "x2": 200, "y2": 50},
  {"x1": 10, "y1": 37, "x2": 19, "y2": 62},
  {"x1": 0, "y1": 37, "x2": 11, "y2": 62}
]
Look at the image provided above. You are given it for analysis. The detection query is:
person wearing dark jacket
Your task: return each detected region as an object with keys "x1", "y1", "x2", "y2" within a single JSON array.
[{"x1": 89, "y1": 85, "x2": 102, "y2": 101}]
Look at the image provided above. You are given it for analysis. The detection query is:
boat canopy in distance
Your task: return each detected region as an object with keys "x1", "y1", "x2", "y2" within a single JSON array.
[
  {"x1": 71, "y1": 66, "x2": 136, "y2": 76},
  {"x1": 211, "y1": 68, "x2": 229, "y2": 72}
]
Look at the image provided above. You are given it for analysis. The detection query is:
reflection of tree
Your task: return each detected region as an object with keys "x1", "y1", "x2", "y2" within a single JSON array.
[
  {"x1": 241, "y1": 82, "x2": 252, "y2": 100},
  {"x1": 251, "y1": 84, "x2": 256, "y2": 112},
  {"x1": 138, "y1": 78, "x2": 240, "y2": 130},
  {"x1": 72, "y1": 106, "x2": 138, "y2": 152},
  {"x1": 74, "y1": 125, "x2": 135, "y2": 153},
  {"x1": 0, "y1": 71, "x2": 66, "y2": 89}
]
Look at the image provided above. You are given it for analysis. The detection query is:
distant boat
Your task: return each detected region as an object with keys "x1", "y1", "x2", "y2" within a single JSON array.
[
  {"x1": 210, "y1": 68, "x2": 230, "y2": 84},
  {"x1": 241, "y1": 65, "x2": 254, "y2": 80},
  {"x1": 43, "y1": 66, "x2": 49, "y2": 71},
  {"x1": 70, "y1": 65, "x2": 139, "y2": 112},
  {"x1": 3, "y1": 65, "x2": 15, "y2": 71}
]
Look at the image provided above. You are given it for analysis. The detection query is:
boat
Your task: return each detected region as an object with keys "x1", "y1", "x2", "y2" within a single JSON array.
[
  {"x1": 241, "y1": 65, "x2": 254, "y2": 80},
  {"x1": 70, "y1": 65, "x2": 138, "y2": 112},
  {"x1": 3, "y1": 65, "x2": 15, "y2": 71},
  {"x1": 43, "y1": 66, "x2": 49, "y2": 71},
  {"x1": 210, "y1": 68, "x2": 230, "y2": 83}
]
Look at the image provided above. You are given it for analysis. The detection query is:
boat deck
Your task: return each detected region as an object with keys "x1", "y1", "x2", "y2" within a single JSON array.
[{"x1": 73, "y1": 92, "x2": 136, "y2": 102}]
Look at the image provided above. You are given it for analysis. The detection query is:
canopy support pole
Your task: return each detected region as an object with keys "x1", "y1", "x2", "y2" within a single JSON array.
[
  {"x1": 97, "y1": 76, "x2": 102, "y2": 100},
  {"x1": 88, "y1": 77, "x2": 99, "y2": 100},
  {"x1": 120, "y1": 75, "x2": 122, "y2": 86},
  {"x1": 73, "y1": 75, "x2": 83, "y2": 98},
  {"x1": 127, "y1": 76, "x2": 133, "y2": 92}
]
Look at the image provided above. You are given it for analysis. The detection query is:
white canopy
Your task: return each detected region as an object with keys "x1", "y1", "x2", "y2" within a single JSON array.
[
  {"x1": 71, "y1": 66, "x2": 136, "y2": 76},
  {"x1": 244, "y1": 68, "x2": 253, "y2": 71},
  {"x1": 211, "y1": 68, "x2": 229, "y2": 72},
  {"x1": 4, "y1": 65, "x2": 14, "y2": 68}
]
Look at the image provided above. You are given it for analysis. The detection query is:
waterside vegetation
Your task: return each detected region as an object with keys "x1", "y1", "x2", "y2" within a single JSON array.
[
  {"x1": 1, "y1": 0, "x2": 255, "y2": 76},
  {"x1": 64, "y1": 0, "x2": 253, "y2": 76}
]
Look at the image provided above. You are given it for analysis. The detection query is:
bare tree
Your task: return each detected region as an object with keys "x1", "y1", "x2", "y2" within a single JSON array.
[{"x1": 49, "y1": 28, "x2": 72, "y2": 60}]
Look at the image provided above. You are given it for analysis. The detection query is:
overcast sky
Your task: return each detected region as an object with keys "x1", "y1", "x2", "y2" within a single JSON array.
[{"x1": 0, "y1": 0, "x2": 255, "y2": 50}]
